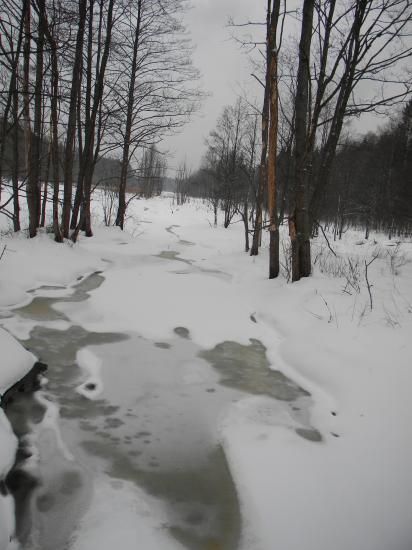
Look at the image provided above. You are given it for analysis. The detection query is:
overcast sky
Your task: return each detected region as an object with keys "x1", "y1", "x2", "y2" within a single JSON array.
[
  {"x1": 162, "y1": 0, "x2": 266, "y2": 174},
  {"x1": 162, "y1": 0, "x2": 383, "y2": 176}
]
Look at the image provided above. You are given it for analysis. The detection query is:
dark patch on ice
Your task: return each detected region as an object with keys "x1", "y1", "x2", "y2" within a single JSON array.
[
  {"x1": 200, "y1": 339, "x2": 307, "y2": 401},
  {"x1": 295, "y1": 428, "x2": 323, "y2": 442},
  {"x1": 154, "y1": 342, "x2": 171, "y2": 349},
  {"x1": 59, "y1": 471, "x2": 82, "y2": 495},
  {"x1": 79, "y1": 420, "x2": 98, "y2": 432},
  {"x1": 174, "y1": 326, "x2": 190, "y2": 339},
  {"x1": 105, "y1": 417, "x2": 124, "y2": 429},
  {"x1": 156, "y1": 250, "x2": 193, "y2": 266},
  {"x1": 135, "y1": 431, "x2": 152, "y2": 438},
  {"x1": 36, "y1": 493, "x2": 55, "y2": 512}
]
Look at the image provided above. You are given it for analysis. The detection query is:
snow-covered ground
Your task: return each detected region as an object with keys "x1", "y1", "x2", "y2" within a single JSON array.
[
  {"x1": 0, "y1": 326, "x2": 36, "y2": 550},
  {"x1": 1, "y1": 192, "x2": 412, "y2": 550}
]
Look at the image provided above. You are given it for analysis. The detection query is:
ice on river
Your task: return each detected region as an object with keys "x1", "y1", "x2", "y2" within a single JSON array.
[{"x1": 1, "y1": 195, "x2": 412, "y2": 550}]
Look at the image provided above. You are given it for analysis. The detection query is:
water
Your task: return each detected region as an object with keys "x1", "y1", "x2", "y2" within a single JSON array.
[{"x1": 3, "y1": 273, "x2": 319, "y2": 550}]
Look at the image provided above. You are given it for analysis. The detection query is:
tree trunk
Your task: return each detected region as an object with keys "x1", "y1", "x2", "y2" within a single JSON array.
[
  {"x1": 116, "y1": 0, "x2": 142, "y2": 230},
  {"x1": 12, "y1": 79, "x2": 21, "y2": 232},
  {"x1": 40, "y1": 136, "x2": 52, "y2": 227},
  {"x1": 23, "y1": 4, "x2": 36, "y2": 237},
  {"x1": 71, "y1": 0, "x2": 94, "y2": 231},
  {"x1": 62, "y1": 0, "x2": 87, "y2": 238},
  {"x1": 243, "y1": 199, "x2": 249, "y2": 252},
  {"x1": 38, "y1": 0, "x2": 62, "y2": 242},
  {"x1": 72, "y1": 0, "x2": 115, "y2": 240},
  {"x1": 267, "y1": 0, "x2": 280, "y2": 279},
  {"x1": 28, "y1": 2, "x2": 45, "y2": 234},
  {"x1": 250, "y1": 3, "x2": 272, "y2": 257},
  {"x1": 290, "y1": 0, "x2": 315, "y2": 281}
]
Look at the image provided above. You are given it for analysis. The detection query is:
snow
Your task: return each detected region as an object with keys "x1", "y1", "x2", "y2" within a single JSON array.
[
  {"x1": 75, "y1": 348, "x2": 104, "y2": 400},
  {"x1": 0, "y1": 326, "x2": 36, "y2": 490},
  {"x1": 1, "y1": 192, "x2": 412, "y2": 549},
  {"x1": 0, "y1": 328, "x2": 36, "y2": 550},
  {"x1": 0, "y1": 328, "x2": 36, "y2": 397},
  {"x1": 70, "y1": 478, "x2": 186, "y2": 550}
]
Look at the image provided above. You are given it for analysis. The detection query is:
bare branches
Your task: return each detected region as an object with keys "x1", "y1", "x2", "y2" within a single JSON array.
[{"x1": 317, "y1": 221, "x2": 337, "y2": 257}]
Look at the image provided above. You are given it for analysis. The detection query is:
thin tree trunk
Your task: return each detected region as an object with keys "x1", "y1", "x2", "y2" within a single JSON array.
[
  {"x1": 12, "y1": 79, "x2": 21, "y2": 232},
  {"x1": 243, "y1": 199, "x2": 249, "y2": 252},
  {"x1": 28, "y1": 1, "x2": 45, "y2": 232},
  {"x1": 62, "y1": 0, "x2": 87, "y2": 238},
  {"x1": 23, "y1": 3, "x2": 36, "y2": 237},
  {"x1": 72, "y1": 0, "x2": 115, "y2": 240},
  {"x1": 267, "y1": 0, "x2": 280, "y2": 279},
  {"x1": 116, "y1": 0, "x2": 142, "y2": 229},
  {"x1": 38, "y1": 0, "x2": 62, "y2": 241},
  {"x1": 40, "y1": 136, "x2": 52, "y2": 227},
  {"x1": 71, "y1": 0, "x2": 94, "y2": 230}
]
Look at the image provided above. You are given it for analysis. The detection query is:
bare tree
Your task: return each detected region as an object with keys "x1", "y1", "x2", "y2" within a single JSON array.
[
  {"x1": 71, "y1": 0, "x2": 115, "y2": 241},
  {"x1": 61, "y1": 0, "x2": 87, "y2": 238}
]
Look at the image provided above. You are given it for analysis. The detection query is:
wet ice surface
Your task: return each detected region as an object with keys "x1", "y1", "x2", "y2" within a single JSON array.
[
  {"x1": 155, "y1": 250, "x2": 232, "y2": 281},
  {"x1": 4, "y1": 272, "x2": 319, "y2": 550}
]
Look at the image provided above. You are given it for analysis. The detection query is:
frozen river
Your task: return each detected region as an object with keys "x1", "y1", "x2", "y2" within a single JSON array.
[{"x1": 5, "y1": 272, "x2": 317, "y2": 550}]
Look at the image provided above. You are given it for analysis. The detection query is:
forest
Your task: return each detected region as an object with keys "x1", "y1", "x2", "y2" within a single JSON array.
[
  {"x1": 0, "y1": 0, "x2": 411, "y2": 280},
  {"x1": 0, "y1": 0, "x2": 199, "y2": 240}
]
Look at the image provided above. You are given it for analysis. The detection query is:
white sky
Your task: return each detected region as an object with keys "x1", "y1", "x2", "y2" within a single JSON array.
[
  {"x1": 162, "y1": 0, "x2": 266, "y2": 174},
  {"x1": 162, "y1": 0, "x2": 384, "y2": 176}
]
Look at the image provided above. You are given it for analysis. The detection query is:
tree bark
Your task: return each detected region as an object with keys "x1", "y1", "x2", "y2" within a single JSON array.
[
  {"x1": 267, "y1": 0, "x2": 280, "y2": 279},
  {"x1": 28, "y1": 0, "x2": 45, "y2": 234},
  {"x1": 290, "y1": 0, "x2": 315, "y2": 281},
  {"x1": 62, "y1": 0, "x2": 87, "y2": 238},
  {"x1": 250, "y1": 3, "x2": 271, "y2": 257},
  {"x1": 12, "y1": 78, "x2": 21, "y2": 232},
  {"x1": 71, "y1": 0, "x2": 94, "y2": 231},
  {"x1": 72, "y1": 0, "x2": 115, "y2": 240},
  {"x1": 36, "y1": 0, "x2": 62, "y2": 241},
  {"x1": 116, "y1": 0, "x2": 142, "y2": 230},
  {"x1": 23, "y1": 3, "x2": 35, "y2": 237}
]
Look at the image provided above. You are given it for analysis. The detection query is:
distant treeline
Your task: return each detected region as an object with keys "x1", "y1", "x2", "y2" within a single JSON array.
[
  {"x1": 183, "y1": 100, "x2": 412, "y2": 241},
  {"x1": 0, "y1": 118, "x2": 137, "y2": 190}
]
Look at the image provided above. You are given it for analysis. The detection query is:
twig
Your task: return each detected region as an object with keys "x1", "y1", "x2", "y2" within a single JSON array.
[
  {"x1": 317, "y1": 222, "x2": 337, "y2": 257},
  {"x1": 319, "y1": 293, "x2": 333, "y2": 323},
  {"x1": 364, "y1": 255, "x2": 378, "y2": 310},
  {"x1": 0, "y1": 244, "x2": 7, "y2": 262}
]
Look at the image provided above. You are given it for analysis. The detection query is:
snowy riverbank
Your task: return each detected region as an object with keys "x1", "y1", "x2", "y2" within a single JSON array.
[
  {"x1": 1, "y1": 193, "x2": 412, "y2": 549},
  {"x1": 0, "y1": 328, "x2": 36, "y2": 550}
]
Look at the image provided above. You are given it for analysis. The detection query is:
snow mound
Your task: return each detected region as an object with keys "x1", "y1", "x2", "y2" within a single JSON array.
[{"x1": 75, "y1": 348, "x2": 104, "y2": 400}]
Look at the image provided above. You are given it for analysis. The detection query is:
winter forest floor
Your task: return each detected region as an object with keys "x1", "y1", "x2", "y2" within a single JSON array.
[{"x1": 1, "y1": 193, "x2": 412, "y2": 550}]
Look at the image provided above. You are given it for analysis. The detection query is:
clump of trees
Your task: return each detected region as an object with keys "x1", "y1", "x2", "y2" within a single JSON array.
[
  {"x1": 0, "y1": 0, "x2": 200, "y2": 240},
  {"x1": 203, "y1": 0, "x2": 412, "y2": 281},
  {"x1": 324, "y1": 101, "x2": 412, "y2": 239},
  {"x1": 189, "y1": 98, "x2": 259, "y2": 252}
]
